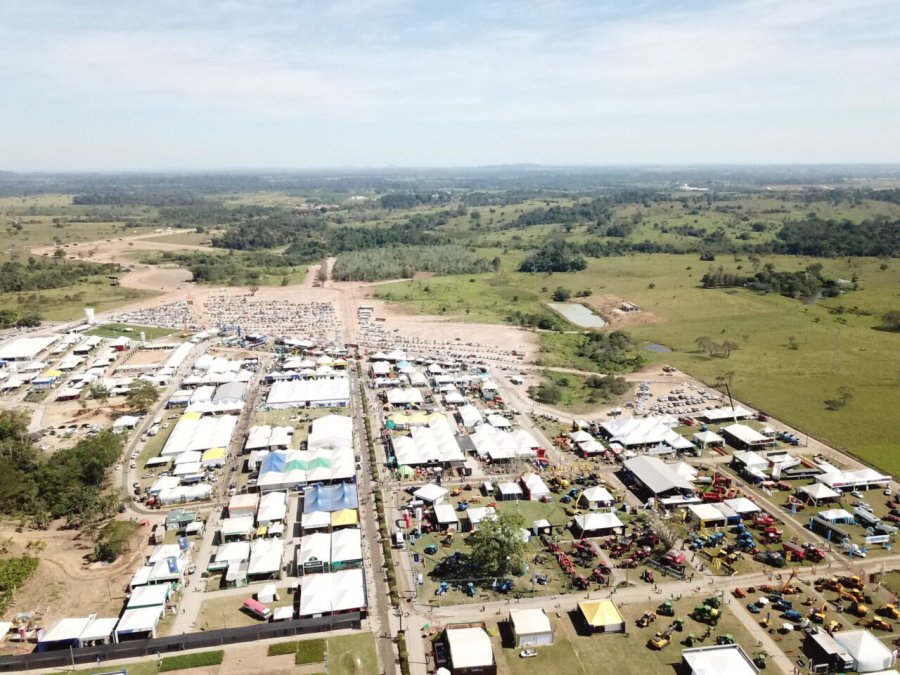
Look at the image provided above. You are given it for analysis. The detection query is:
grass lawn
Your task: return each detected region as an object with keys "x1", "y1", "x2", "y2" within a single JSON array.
[
  {"x1": 375, "y1": 254, "x2": 900, "y2": 475},
  {"x1": 54, "y1": 664, "x2": 160, "y2": 675},
  {"x1": 326, "y1": 633, "x2": 378, "y2": 674},
  {"x1": 87, "y1": 322, "x2": 178, "y2": 340},
  {"x1": 195, "y1": 587, "x2": 295, "y2": 631},
  {"x1": 295, "y1": 637, "x2": 326, "y2": 665},
  {"x1": 0, "y1": 278, "x2": 155, "y2": 321},
  {"x1": 159, "y1": 650, "x2": 224, "y2": 672},
  {"x1": 532, "y1": 370, "x2": 632, "y2": 413},
  {"x1": 490, "y1": 597, "x2": 763, "y2": 675}
]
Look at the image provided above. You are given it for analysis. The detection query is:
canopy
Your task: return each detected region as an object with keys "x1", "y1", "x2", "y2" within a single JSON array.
[
  {"x1": 800, "y1": 483, "x2": 840, "y2": 501},
  {"x1": 298, "y1": 568, "x2": 366, "y2": 616},
  {"x1": 446, "y1": 627, "x2": 494, "y2": 670},
  {"x1": 578, "y1": 600, "x2": 624, "y2": 629},
  {"x1": 413, "y1": 483, "x2": 449, "y2": 504},
  {"x1": 331, "y1": 509, "x2": 358, "y2": 527}
]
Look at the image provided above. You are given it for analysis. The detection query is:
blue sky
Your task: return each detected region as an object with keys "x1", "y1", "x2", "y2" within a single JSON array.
[{"x1": 0, "y1": 0, "x2": 898, "y2": 170}]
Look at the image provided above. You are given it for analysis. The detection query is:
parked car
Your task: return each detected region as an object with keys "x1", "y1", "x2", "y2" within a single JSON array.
[{"x1": 519, "y1": 650, "x2": 538, "y2": 659}]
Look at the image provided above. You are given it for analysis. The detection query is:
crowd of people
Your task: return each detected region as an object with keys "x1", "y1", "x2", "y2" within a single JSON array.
[{"x1": 203, "y1": 295, "x2": 341, "y2": 343}]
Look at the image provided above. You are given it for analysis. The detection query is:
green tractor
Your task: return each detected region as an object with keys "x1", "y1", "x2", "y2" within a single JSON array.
[
  {"x1": 657, "y1": 600, "x2": 675, "y2": 617},
  {"x1": 716, "y1": 634, "x2": 735, "y2": 645},
  {"x1": 753, "y1": 653, "x2": 767, "y2": 669},
  {"x1": 692, "y1": 604, "x2": 721, "y2": 625}
]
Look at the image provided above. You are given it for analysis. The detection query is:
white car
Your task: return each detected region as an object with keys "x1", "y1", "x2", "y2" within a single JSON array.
[{"x1": 519, "y1": 649, "x2": 538, "y2": 659}]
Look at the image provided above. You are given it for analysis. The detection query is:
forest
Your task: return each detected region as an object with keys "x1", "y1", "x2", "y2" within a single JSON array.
[
  {"x1": 700, "y1": 263, "x2": 842, "y2": 300},
  {"x1": 0, "y1": 410, "x2": 123, "y2": 529},
  {"x1": 0, "y1": 257, "x2": 121, "y2": 293},
  {"x1": 331, "y1": 246, "x2": 499, "y2": 282}
]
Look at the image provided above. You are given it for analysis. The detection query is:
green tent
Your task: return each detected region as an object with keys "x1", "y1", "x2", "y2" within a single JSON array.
[{"x1": 397, "y1": 465, "x2": 414, "y2": 479}]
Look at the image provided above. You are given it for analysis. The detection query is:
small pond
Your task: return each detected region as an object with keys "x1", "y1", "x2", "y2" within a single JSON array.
[{"x1": 546, "y1": 303, "x2": 606, "y2": 328}]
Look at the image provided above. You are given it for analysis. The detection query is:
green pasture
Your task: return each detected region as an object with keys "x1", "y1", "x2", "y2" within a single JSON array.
[
  {"x1": 87, "y1": 322, "x2": 178, "y2": 340},
  {"x1": 0, "y1": 277, "x2": 154, "y2": 321}
]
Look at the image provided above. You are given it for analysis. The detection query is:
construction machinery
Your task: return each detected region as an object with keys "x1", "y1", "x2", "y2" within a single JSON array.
[
  {"x1": 840, "y1": 575, "x2": 865, "y2": 590},
  {"x1": 848, "y1": 601, "x2": 869, "y2": 617},
  {"x1": 868, "y1": 617, "x2": 893, "y2": 632},
  {"x1": 826, "y1": 620, "x2": 843, "y2": 634},
  {"x1": 879, "y1": 604, "x2": 900, "y2": 620},
  {"x1": 637, "y1": 611, "x2": 657, "y2": 628},
  {"x1": 810, "y1": 603, "x2": 827, "y2": 624},
  {"x1": 648, "y1": 621, "x2": 679, "y2": 650}
]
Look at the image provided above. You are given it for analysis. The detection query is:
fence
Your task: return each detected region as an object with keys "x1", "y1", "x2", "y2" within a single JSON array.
[{"x1": 0, "y1": 612, "x2": 363, "y2": 672}]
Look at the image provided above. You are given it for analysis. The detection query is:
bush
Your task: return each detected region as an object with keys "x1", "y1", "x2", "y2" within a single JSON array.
[
  {"x1": 0, "y1": 557, "x2": 39, "y2": 614},
  {"x1": 267, "y1": 641, "x2": 299, "y2": 656},
  {"x1": 295, "y1": 638, "x2": 327, "y2": 665},
  {"x1": 159, "y1": 650, "x2": 224, "y2": 672}
]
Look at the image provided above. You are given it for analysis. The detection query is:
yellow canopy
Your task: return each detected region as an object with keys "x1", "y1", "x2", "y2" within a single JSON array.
[
  {"x1": 256, "y1": 525, "x2": 268, "y2": 537},
  {"x1": 182, "y1": 411, "x2": 202, "y2": 421},
  {"x1": 43, "y1": 369, "x2": 62, "y2": 378},
  {"x1": 578, "y1": 600, "x2": 624, "y2": 628},
  {"x1": 202, "y1": 447, "x2": 226, "y2": 461},
  {"x1": 331, "y1": 509, "x2": 359, "y2": 527}
]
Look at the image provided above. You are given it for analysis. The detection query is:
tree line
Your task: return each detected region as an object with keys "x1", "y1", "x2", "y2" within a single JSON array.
[
  {"x1": 0, "y1": 257, "x2": 121, "y2": 293},
  {"x1": 331, "y1": 246, "x2": 499, "y2": 282},
  {"x1": 701, "y1": 263, "x2": 841, "y2": 300}
]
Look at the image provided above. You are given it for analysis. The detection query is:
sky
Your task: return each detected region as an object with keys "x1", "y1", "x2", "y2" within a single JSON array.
[{"x1": 0, "y1": 0, "x2": 898, "y2": 171}]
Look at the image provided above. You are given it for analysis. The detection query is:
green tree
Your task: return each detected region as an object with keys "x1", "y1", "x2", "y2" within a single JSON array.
[
  {"x1": 89, "y1": 382, "x2": 110, "y2": 408},
  {"x1": 125, "y1": 379, "x2": 159, "y2": 413},
  {"x1": 530, "y1": 381, "x2": 562, "y2": 405},
  {"x1": 469, "y1": 511, "x2": 526, "y2": 576},
  {"x1": 551, "y1": 287, "x2": 571, "y2": 302}
]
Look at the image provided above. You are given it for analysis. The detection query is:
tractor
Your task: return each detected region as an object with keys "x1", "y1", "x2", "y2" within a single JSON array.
[
  {"x1": 753, "y1": 653, "x2": 767, "y2": 669},
  {"x1": 657, "y1": 600, "x2": 675, "y2": 617},
  {"x1": 637, "y1": 611, "x2": 656, "y2": 628},
  {"x1": 879, "y1": 604, "x2": 900, "y2": 620},
  {"x1": 692, "y1": 604, "x2": 721, "y2": 625},
  {"x1": 848, "y1": 601, "x2": 869, "y2": 617},
  {"x1": 716, "y1": 634, "x2": 735, "y2": 645},
  {"x1": 868, "y1": 617, "x2": 893, "y2": 632}
]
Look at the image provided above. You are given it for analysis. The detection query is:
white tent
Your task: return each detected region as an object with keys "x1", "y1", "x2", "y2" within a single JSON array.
[
  {"x1": 800, "y1": 483, "x2": 840, "y2": 503},
  {"x1": 470, "y1": 424, "x2": 538, "y2": 461},
  {"x1": 161, "y1": 414, "x2": 238, "y2": 456},
  {"x1": 520, "y1": 473, "x2": 550, "y2": 501},
  {"x1": 298, "y1": 532, "x2": 331, "y2": 571},
  {"x1": 257, "y1": 491, "x2": 288, "y2": 524},
  {"x1": 215, "y1": 541, "x2": 251, "y2": 564},
  {"x1": 393, "y1": 418, "x2": 464, "y2": 465},
  {"x1": 331, "y1": 527, "x2": 363, "y2": 567},
  {"x1": 701, "y1": 405, "x2": 753, "y2": 422},
  {"x1": 722, "y1": 497, "x2": 760, "y2": 515},
  {"x1": 510, "y1": 608, "x2": 553, "y2": 647},
  {"x1": 834, "y1": 630, "x2": 897, "y2": 673},
  {"x1": 248, "y1": 538, "x2": 283, "y2": 577},
  {"x1": 127, "y1": 583, "x2": 170, "y2": 608},
  {"x1": 266, "y1": 377, "x2": 350, "y2": 408},
  {"x1": 413, "y1": 483, "x2": 449, "y2": 504},
  {"x1": 115, "y1": 605, "x2": 163, "y2": 640},
  {"x1": 693, "y1": 430, "x2": 725, "y2": 447},
  {"x1": 487, "y1": 414, "x2": 512, "y2": 429},
  {"x1": 298, "y1": 568, "x2": 366, "y2": 617},
  {"x1": 446, "y1": 627, "x2": 494, "y2": 671},
  {"x1": 433, "y1": 503, "x2": 459, "y2": 529},
  {"x1": 457, "y1": 404, "x2": 483, "y2": 428},
  {"x1": 580, "y1": 486, "x2": 615, "y2": 508},
  {"x1": 572, "y1": 512, "x2": 624, "y2": 536},
  {"x1": 467, "y1": 506, "x2": 497, "y2": 530},
  {"x1": 387, "y1": 388, "x2": 424, "y2": 406}
]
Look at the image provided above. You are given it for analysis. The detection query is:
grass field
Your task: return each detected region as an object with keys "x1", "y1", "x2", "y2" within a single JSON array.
[
  {"x1": 0, "y1": 277, "x2": 154, "y2": 321},
  {"x1": 87, "y1": 322, "x2": 178, "y2": 340},
  {"x1": 376, "y1": 254, "x2": 900, "y2": 474},
  {"x1": 326, "y1": 633, "x2": 379, "y2": 675},
  {"x1": 489, "y1": 597, "x2": 761, "y2": 675},
  {"x1": 195, "y1": 587, "x2": 296, "y2": 630}
]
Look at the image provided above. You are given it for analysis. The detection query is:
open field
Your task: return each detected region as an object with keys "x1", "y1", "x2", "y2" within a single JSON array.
[
  {"x1": 325, "y1": 632, "x2": 379, "y2": 675},
  {"x1": 195, "y1": 587, "x2": 296, "y2": 631},
  {"x1": 0, "y1": 277, "x2": 154, "y2": 321},
  {"x1": 376, "y1": 254, "x2": 900, "y2": 474}
]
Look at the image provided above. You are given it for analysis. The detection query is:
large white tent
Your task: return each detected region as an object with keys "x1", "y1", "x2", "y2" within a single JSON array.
[
  {"x1": 248, "y1": 538, "x2": 283, "y2": 578},
  {"x1": 308, "y1": 414, "x2": 353, "y2": 450},
  {"x1": 834, "y1": 630, "x2": 897, "y2": 673},
  {"x1": 601, "y1": 416, "x2": 692, "y2": 450},
  {"x1": 470, "y1": 424, "x2": 538, "y2": 461},
  {"x1": 245, "y1": 425, "x2": 293, "y2": 451},
  {"x1": 0, "y1": 336, "x2": 57, "y2": 362},
  {"x1": 266, "y1": 377, "x2": 350, "y2": 408},
  {"x1": 298, "y1": 568, "x2": 366, "y2": 617},
  {"x1": 160, "y1": 413, "x2": 238, "y2": 456},
  {"x1": 446, "y1": 627, "x2": 495, "y2": 672},
  {"x1": 392, "y1": 418, "x2": 464, "y2": 465},
  {"x1": 387, "y1": 388, "x2": 424, "y2": 406}
]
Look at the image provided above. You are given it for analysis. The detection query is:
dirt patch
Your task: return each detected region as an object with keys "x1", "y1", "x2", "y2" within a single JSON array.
[
  {"x1": 123, "y1": 348, "x2": 172, "y2": 367},
  {"x1": 584, "y1": 294, "x2": 664, "y2": 328},
  {"x1": 0, "y1": 519, "x2": 154, "y2": 637}
]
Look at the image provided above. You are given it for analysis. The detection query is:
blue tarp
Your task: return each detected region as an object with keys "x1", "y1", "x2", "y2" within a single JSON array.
[{"x1": 303, "y1": 483, "x2": 359, "y2": 513}]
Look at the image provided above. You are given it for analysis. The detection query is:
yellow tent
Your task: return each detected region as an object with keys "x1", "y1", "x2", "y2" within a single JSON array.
[
  {"x1": 43, "y1": 370, "x2": 63, "y2": 378},
  {"x1": 578, "y1": 600, "x2": 625, "y2": 633},
  {"x1": 331, "y1": 509, "x2": 359, "y2": 527},
  {"x1": 202, "y1": 447, "x2": 226, "y2": 462},
  {"x1": 182, "y1": 411, "x2": 202, "y2": 421}
]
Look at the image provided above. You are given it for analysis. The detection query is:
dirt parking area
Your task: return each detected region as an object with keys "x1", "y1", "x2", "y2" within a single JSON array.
[{"x1": 0, "y1": 520, "x2": 154, "y2": 649}]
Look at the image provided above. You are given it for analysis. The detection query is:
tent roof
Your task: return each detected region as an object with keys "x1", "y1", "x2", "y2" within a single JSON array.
[
  {"x1": 520, "y1": 472, "x2": 550, "y2": 496},
  {"x1": 413, "y1": 483, "x2": 449, "y2": 503},
  {"x1": 433, "y1": 503, "x2": 459, "y2": 524},
  {"x1": 446, "y1": 627, "x2": 494, "y2": 669},
  {"x1": 800, "y1": 483, "x2": 840, "y2": 500},
  {"x1": 301, "y1": 510, "x2": 331, "y2": 530},
  {"x1": 689, "y1": 503, "x2": 728, "y2": 521},
  {"x1": 624, "y1": 455, "x2": 694, "y2": 494},
  {"x1": 581, "y1": 486, "x2": 614, "y2": 503},
  {"x1": 510, "y1": 608, "x2": 552, "y2": 636},
  {"x1": 682, "y1": 645, "x2": 759, "y2": 675},
  {"x1": 722, "y1": 497, "x2": 760, "y2": 514},
  {"x1": 298, "y1": 532, "x2": 331, "y2": 565},
  {"x1": 115, "y1": 605, "x2": 163, "y2": 635},
  {"x1": 578, "y1": 600, "x2": 624, "y2": 627},
  {"x1": 331, "y1": 509, "x2": 358, "y2": 527},
  {"x1": 78, "y1": 617, "x2": 118, "y2": 642},
  {"x1": 834, "y1": 630, "x2": 895, "y2": 671},
  {"x1": 40, "y1": 617, "x2": 92, "y2": 643},
  {"x1": 248, "y1": 538, "x2": 284, "y2": 576},
  {"x1": 127, "y1": 583, "x2": 170, "y2": 608},
  {"x1": 721, "y1": 423, "x2": 769, "y2": 445},
  {"x1": 215, "y1": 541, "x2": 250, "y2": 564},
  {"x1": 331, "y1": 527, "x2": 363, "y2": 562},
  {"x1": 573, "y1": 512, "x2": 623, "y2": 532},
  {"x1": 221, "y1": 516, "x2": 255, "y2": 536},
  {"x1": 299, "y1": 568, "x2": 366, "y2": 615}
]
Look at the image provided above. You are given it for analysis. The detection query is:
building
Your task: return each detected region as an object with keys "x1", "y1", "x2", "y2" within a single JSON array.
[
  {"x1": 623, "y1": 455, "x2": 695, "y2": 500},
  {"x1": 681, "y1": 644, "x2": 759, "y2": 675},
  {"x1": 0, "y1": 336, "x2": 57, "y2": 362},
  {"x1": 444, "y1": 626, "x2": 496, "y2": 675},
  {"x1": 520, "y1": 473, "x2": 550, "y2": 501},
  {"x1": 37, "y1": 616, "x2": 118, "y2": 651},
  {"x1": 571, "y1": 512, "x2": 624, "y2": 538},
  {"x1": 720, "y1": 424, "x2": 771, "y2": 450},
  {"x1": 509, "y1": 609, "x2": 553, "y2": 647}
]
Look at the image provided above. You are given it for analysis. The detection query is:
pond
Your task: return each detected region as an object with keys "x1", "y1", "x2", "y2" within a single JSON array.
[
  {"x1": 546, "y1": 303, "x2": 606, "y2": 328},
  {"x1": 645, "y1": 343, "x2": 672, "y2": 353}
]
